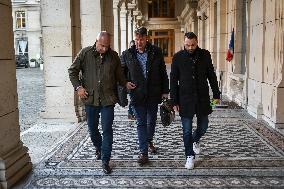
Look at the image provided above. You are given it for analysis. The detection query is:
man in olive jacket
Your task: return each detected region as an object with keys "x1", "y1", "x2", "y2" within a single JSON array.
[
  {"x1": 121, "y1": 27, "x2": 169, "y2": 166},
  {"x1": 68, "y1": 31, "x2": 132, "y2": 174},
  {"x1": 170, "y1": 32, "x2": 220, "y2": 170}
]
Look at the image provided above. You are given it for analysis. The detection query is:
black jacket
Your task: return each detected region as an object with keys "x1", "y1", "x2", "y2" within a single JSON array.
[
  {"x1": 170, "y1": 47, "x2": 220, "y2": 117},
  {"x1": 121, "y1": 42, "x2": 169, "y2": 105}
]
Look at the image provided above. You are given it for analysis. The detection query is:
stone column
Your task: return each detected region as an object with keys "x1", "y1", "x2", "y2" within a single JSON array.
[
  {"x1": 120, "y1": 3, "x2": 128, "y2": 52},
  {"x1": 113, "y1": 0, "x2": 121, "y2": 54},
  {"x1": 41, "y1": 0, "x2": 79, "y2": 122},
  {"x1": 274, "y1": 0, "x2": 284, "y2": 128},
  {"x1": 80, "y1": 0, "x2": 101, "y2": 47},
  {"x1": 127, "y1": 9, "x2": 133, "y2": 44},
  {"x1": 101, "y1": 0, "x2": 114, "y2": 39},
  {"x1": 216, "y1": 0, "x2": 227, "y2": 93},
  {"x1": 128, "y1": 3, "x2": 136, "y2": 44},
  {"x1": 133, "y1": 15, "x2": 138, "y2": 30},
  {"x1": 261, "y1": 0, "x2": 284, "y2": 129},
  {"x1": 0, "y1": 1, "x2": 32, "y2": 188},
  {"x1": 75, "y1": 0, "x2": 102, "y2": 122},
  {"x1": 133, "y1": 10, "x2": 141, "y2": 30},
  {"x1": 246, "y1": 0, "x2": 265, "y2": 119},
  {"x1": 174, "y1": 28, "x2": 183, "y2": 52}
]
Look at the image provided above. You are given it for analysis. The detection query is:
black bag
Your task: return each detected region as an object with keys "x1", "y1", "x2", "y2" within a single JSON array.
[
  {"x1": 117, "y1": 85, "x2": 128, "y2": 107},
  {"x1": 160, "y1": 98, "x2": 175, "y2": 126}
]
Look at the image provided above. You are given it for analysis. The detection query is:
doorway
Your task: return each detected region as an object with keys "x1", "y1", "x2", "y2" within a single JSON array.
[{"x1": 148, "y1": 29, "x2": 174, "y2": 64}]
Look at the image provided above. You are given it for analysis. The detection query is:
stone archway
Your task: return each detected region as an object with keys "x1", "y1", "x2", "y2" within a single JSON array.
[{"x1": 0, "y1": 1, "x2": 32, "y2": 188}]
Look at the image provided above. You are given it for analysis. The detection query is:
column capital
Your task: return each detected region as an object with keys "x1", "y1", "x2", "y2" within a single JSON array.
[
  {"x1": 113, "y1": 0, "x2": 124, "y2": 8},
  {"x1": 136, "y1": 15, "x2": 143, "y2": 20},
  {"x1": 120, "y1": 3, "x2": 128, "y2": 15},
  {"x1": 133, "y1": 10, "x2": 141, "y2": 16},
  {"x1": 128, "y1": 3, "x2": 136, "y2": 10},
  {"x1": 120, "y1": 9, "x2": 128, "y2": 15}
]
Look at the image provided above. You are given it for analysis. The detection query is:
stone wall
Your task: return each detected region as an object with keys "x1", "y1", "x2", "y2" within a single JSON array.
[{"x1": 247, "y1": 0, "x2": 284, "y2": 128}]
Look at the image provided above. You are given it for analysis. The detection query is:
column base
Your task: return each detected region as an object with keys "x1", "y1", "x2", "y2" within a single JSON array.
[
  {"x1": 0, "y1": 143, "x2": 32, "y2": 189},
  {"x1": 262, "y1": 115, "x2": 284, "y2": 129},
  {"x1": 41, "y1": 106, "x2": 78, "y2": 123}
]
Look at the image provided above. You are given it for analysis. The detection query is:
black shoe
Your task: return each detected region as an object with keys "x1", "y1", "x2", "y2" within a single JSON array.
[
  {"x1": 102, "y1": 163, "x2": 112, "y2": 174},
  {"x1": 137, "y1": 153, "x2": 149, "y2": 166},
  {"x1": 96, "y1": 148, "x2": 101, "y2": 160},
  {"x1": 149, "y1": 142, "x2": 157, "y2": 153}
]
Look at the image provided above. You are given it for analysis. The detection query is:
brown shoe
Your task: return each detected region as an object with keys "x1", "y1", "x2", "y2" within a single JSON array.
[
  {"x1": 128, "y1": 114, "x2": 135, "y2": 120},
  {"x1": 137, "y1": 153, "x2": 149, "y2": 166},
  {"x1": 102, "y1": 162, "x2": 112, "y2": 174},
  {"x1": 149, "y1": 142, "x2": 157, "y2": 153}
]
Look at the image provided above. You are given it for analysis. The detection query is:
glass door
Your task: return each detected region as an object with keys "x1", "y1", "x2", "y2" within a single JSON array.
[{"x1": 149, "y1": 30, "x2": 174, "y2": 64}]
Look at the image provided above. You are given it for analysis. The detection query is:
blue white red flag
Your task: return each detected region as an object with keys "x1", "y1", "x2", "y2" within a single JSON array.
[{"x1": 226, "y1": 28, "x2": 234, "y2": 62}]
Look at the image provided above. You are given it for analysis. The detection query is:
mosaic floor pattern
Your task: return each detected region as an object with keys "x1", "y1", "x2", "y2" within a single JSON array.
[{"x1": 24, "y1": 105, "x2": 284, "y2": 188}]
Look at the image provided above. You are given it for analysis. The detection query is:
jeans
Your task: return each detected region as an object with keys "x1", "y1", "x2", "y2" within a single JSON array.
[
  {"x1": 133, "y1": 103, "x2": 158, "y2": 154},
  {"x1": 181, "y1": 115, "x2": 209, "y2": 157},
  {"x1": 85, "y1": 105, "x2": 114, "y2": 163},
  {"x1": 128, "y1": 104, "x2": 135, "y2": 116}
]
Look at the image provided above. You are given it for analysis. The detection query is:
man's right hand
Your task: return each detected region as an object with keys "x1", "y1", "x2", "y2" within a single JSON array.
[
  {"x1": 173, "y1": 105, "x2": 179, "y2": 112},
  {"x1": 126, "y1": 82, "x2": 136, "y2": 90},
  {"x1": 77, "y1": 87, "x2": 88, "y2": 99}
]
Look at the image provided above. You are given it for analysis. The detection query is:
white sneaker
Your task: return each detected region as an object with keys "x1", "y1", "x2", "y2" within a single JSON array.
[
  {"x1": 185, "y1": 156, "x2": 194, "y2": 169},
  {"x1": 193, "y1": 142, "x2": 200, "y2": 154}
]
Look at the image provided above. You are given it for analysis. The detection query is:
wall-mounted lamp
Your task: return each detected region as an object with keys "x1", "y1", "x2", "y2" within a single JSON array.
[{"x1": 196, "y1": 10, "x2": 208, "y2": 20}]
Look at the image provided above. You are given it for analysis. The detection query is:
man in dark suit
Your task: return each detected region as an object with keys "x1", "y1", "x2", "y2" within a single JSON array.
[
  {"x1": 170, "y1": 32, "x2": 220, "y2": 169},
  {"x1": 121, "y1": 27, "x2": 169, "y2": 165}
]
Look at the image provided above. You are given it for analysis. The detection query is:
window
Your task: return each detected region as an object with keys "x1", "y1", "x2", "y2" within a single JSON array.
[
  {"x1": 148, "y1": 0, "x2": 175, "y2": 18},
  {"x1": 16, "y1": 39, "x2": 28, "y2": 56},
  {"x1": 16, "y1": 11, "x2": 26, "y2": 29}
]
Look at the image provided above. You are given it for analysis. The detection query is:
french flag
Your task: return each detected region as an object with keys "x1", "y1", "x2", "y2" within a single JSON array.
[{"x1": 226, "y1": 28, "x2": 234, "y2": 62}]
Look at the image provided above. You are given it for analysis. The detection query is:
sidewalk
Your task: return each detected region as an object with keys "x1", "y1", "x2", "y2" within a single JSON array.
[{"x1": 16, "y1": 104, "x2": 284, "y2": 188}]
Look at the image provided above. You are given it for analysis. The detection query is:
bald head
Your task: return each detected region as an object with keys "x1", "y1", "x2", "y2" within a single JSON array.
[
  {"x1": 96, "y1": 31, "x2": 111, "y2": 41},
  {"x1": 96, "y1": 31, "x2": 111, "y2": 54}
]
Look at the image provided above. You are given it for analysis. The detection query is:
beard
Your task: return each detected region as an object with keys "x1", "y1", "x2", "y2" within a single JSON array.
[{"x1": 188, "y1": 49, "x2": 195, "y2": 54}]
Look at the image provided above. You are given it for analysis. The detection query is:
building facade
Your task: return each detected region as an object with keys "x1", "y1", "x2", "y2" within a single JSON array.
[
  {"x1": 111, "y1": 0, "x2": 284, "y2": 129},
  {"x1": 12, "y1": 0, "x2": 42, "y2": 66},
  {"x1": 39, "y1": 0, "x2": 283, "y2": 128}
]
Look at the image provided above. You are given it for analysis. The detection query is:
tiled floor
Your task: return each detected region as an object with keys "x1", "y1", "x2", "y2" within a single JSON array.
[{"x1": 23, "y1": 105, "x2": 284, "y2": 188}]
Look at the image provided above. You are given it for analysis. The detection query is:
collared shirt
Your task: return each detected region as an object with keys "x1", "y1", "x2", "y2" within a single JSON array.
[{"x1": 136, "y1": 50, "x2": 148, "y2": 79}]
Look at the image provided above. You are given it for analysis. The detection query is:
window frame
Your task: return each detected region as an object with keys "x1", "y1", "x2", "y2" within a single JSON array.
[
  {"x1": 148, "y1": 0, "x2": 175, "y2": 18},
  {"x1": 15, "y1": 11, "x2": 26, "y2": 29}
]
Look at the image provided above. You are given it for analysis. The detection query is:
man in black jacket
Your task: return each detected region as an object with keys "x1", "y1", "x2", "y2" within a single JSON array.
[
  {"x1": 170, "y1": 32, "x2": 220, "y2": 169},
  {"x1": 121, "y1": 27, "x2": 169, "y2": 165}
]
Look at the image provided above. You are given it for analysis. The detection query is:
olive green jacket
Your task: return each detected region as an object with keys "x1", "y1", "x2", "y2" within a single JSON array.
[{"x1": 68, "y1": 44, "x2": 127, "y2": 106}]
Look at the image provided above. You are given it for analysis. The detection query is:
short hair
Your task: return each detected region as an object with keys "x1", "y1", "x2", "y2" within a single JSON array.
[
  {"x1": 134, "y1": 27, "x2": 147, "y2": 36},
  {"x1": 129, "y1": 40, "x2": 135, "y2": 48},
  {"x1": 96, "y1": 31, "x2": 111, "y2": 41},
  {"x1": 184, "y1": 32, "x2": 197, "y2": 40}
]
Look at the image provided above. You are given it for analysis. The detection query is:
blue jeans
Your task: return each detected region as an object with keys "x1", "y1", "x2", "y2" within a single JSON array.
[
  {"x1": 181, "y1": 115, "x2": 209, "y2": 157},
  {"x1": 128, "y1": 104, "x2": 135, "y2": 116},
  {"x1": 85, "y1": 105, "x2": 114, "y2": 163},
  {"x1": 133, "y1": 103, "x2": 158, "y2": 154}
]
